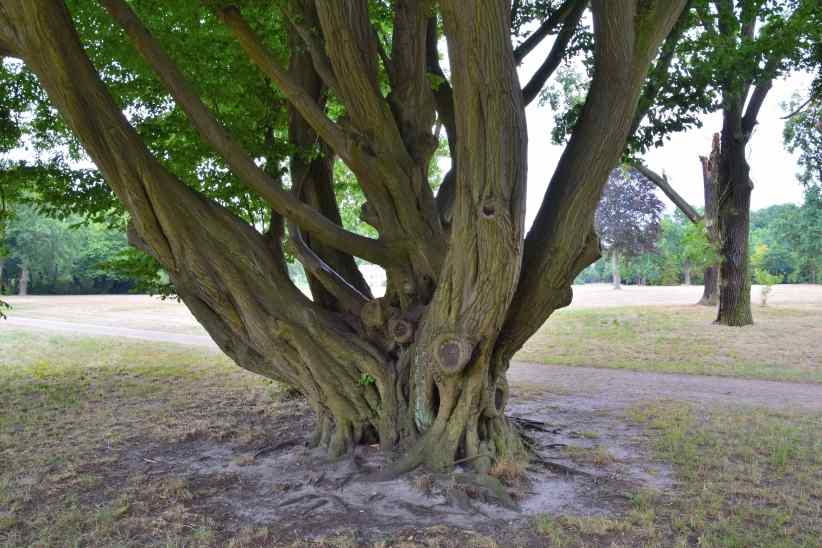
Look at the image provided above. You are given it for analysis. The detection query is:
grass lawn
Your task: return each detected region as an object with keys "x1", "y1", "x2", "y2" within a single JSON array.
[
  {"x1": 0, "y1": 329, "x2": 279, "y2": 546},
  {"x1": 534, "y1": 403, "x2": 822, "y2": 547},
  {"x1": 2, "y1": 329, "x2": 821, "y2": 546},
  {"x1": 516, "y1": 303, "x2": 822, "y2": 383}
]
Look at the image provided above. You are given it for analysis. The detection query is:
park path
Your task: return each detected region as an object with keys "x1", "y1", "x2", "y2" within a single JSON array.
[{"x1": 5, "y1": 315, "x2": 822, "y2": 413}]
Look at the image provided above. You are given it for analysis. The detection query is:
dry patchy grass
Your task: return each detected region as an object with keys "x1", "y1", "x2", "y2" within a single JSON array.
[
  {"x1": 0, "y1": 329, "x2": 282, "y2": 546},
  {"x1": 516, "y1": 304, "x2": 822, "y2": 382},
  {"x1": 534, "y1": 403, "x2": 822, "y2": 547}
]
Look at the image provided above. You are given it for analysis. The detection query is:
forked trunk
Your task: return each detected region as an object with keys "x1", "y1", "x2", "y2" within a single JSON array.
[
  {"x1": 698, "y1": 133, "x2": 721, "y2": 306},
  {"x1": 611, "y1": 251, "x2": 621, "y2": 289}
]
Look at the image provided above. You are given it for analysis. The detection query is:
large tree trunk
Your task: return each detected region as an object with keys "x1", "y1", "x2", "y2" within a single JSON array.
[
  {"x1": 1, "y1": 0, "x2": 686, "y2": 472},
  {"x1": 715, "y1": 112, "x2": 753, "y2": 326},
  {"x1": 611, "y1": 251, "x2": 621, "y2": 289},
  {"x1": 18, "y1": 261, "x2": 28, "y2": 296}
]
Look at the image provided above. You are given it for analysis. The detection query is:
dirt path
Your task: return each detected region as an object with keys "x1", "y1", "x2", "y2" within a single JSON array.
[
  {"x1": 6, "y1": 315, "x2": 822, "y2": 413},
  {"x1": 4, "y1": 316, "x2": 216, "y2": 347}
]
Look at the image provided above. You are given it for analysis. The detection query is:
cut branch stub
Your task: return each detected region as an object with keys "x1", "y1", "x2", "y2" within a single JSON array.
[
  {"x1": 388, "y1": 317, "x2": 415, "y2": 344},
  {"x1": 360, "y1": 299, "x2": 384, "y2": 329},
  {"x1": 433, "y1": 334, "x2": 474, "y2": 375}
]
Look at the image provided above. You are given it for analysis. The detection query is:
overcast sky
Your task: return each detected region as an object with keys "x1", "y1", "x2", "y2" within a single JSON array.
[{"x1": 519, "y1": 46, "x2": 812, "y2": 228}]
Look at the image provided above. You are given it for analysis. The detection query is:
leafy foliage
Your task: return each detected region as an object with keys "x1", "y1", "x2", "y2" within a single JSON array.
[
  {"x1": 595, "y1": 168, "x2": 664, "y2": 258},
  {"x1": 1, "y1": 203, "x2": 135, "y2": 294}
]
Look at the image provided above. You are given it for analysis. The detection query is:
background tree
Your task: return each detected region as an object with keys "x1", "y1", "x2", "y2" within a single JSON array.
[
  {"x1": 0, "y1": 0, "x2": 686, "y2": 474},
  {"x1": 595, "y1": 169, "x2": 664, "y2": 289},
  {"x1": 642, "y1": 0, "x2": 819, "y2": 325},
  {"x1": 549, "y1": 1, "x2": 819, "y2": 322},
  {"x1": 635, "y1": 133, "x2": 722, "y2": 304}
]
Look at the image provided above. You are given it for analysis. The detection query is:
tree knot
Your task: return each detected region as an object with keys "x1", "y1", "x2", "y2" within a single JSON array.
[{"x1": 433, "y1": 333, "x2": 474, "y2": 375}]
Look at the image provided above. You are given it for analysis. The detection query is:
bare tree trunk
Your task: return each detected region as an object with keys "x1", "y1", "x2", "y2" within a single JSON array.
[
  {"x1": 715, "y1": 112, "x2": 753, "y2": 326},
  {"x1": 683, "y1": 263, "x2": 691, "y2": 285},
  {"x1": 698, "y1": 133, "x2": 720, "y2": 306},
  {"x1": 18, "y1": 262, "x2": 29, "y2": 296},
  {"x1": 0, "y1": 258, "x2": 5, "y2": 293},
  {"x1": 611, "y1": 251, "x2": 621, "y2": 289}
]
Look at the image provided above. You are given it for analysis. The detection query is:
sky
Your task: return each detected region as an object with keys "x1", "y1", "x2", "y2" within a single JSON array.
[{"x1": 518, "y1": 42, "x2": 813, "y2": 228}]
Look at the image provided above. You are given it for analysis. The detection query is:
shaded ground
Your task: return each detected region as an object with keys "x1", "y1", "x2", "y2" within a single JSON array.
[{"x1": 2, "y1": 288, "x2": 822, "y2": 545}]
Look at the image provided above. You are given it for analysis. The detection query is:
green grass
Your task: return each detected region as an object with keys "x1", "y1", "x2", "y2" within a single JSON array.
[
  {"x1": 0, "y1": 329, "x2": 280, "y2": 547},
  {"x1": 516, "y1": 304, "x2": 822, "y2": 382},
  {"x1": 534, "y1": 402, "x2": 822, "y2": 547}
]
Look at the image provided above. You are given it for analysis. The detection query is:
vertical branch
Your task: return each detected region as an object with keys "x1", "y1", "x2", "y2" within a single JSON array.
[{"x1": 497, "y1": 0, "x2": 688, "y2": 358}]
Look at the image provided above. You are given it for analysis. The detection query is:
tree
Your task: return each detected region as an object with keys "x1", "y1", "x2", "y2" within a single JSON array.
[
  {"x1": 0, "y1": 1, "x2": 686, "y2": 472},
  {"x1": 661, "y1": 1, "x2": 818, "y2": 325},
  {"x1": 595, "y1": 168, "x2": 664, "y2": 289},
  {"x1": 635, "y1": 133, "x2": 721, "y2": 304}
]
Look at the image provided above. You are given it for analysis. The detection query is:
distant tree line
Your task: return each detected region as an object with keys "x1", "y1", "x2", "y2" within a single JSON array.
[
  {"x1": 579, "y1": 184, "x2": 822, "y2": 287},
  {"x1": 0, "y1": 203, "x2": 139, "y2": 295}
]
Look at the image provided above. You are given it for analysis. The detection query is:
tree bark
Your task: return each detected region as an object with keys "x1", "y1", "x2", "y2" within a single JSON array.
[
  {"x1": 611, "y1": 251, "x2": 621, "y2": 289},
  {"x1": 700, "y1": 265, "x2": 719, "y2": 305},
  {"x1": 683, "y1": 263, "x2": 691, "y2": 286},
  {"x1": 698, "y1": 133, "x2": 721, "y2": 306},
  {"x1": 1, "y1": 0, "x2": 687, "y2": 473},
  {"x1": 18, "y1": 261, "x2": 28, "y2": 296},
  {"x1": 715, "y1": 112, "x2": 753, "y2": 325}
]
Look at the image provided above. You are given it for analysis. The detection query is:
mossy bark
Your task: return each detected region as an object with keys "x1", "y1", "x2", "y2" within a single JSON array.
[{"x1": 1, "y1": 0, "x2": 688, "y2": 472}]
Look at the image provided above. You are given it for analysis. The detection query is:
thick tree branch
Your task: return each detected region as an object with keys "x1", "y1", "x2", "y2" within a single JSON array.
[
  {"x1": 312, "y1": 1, "x2": 394, "y2": 145},
  {"x1": 634, "y1": 163, "x2": 701, "y2": 223},
  {"x1": 101, "y1": 0, "x2": 394, "y2": 267},
  {"x1": 741, "y1": 78, "x2": 773, "y2": 136},
  {"x1": 388, "y1": 0, "x2": 437, "y2": 163},
  {"x1": 215, "y1": 6, "x2": 359, "y2": 166},
  {"x1": 497, "y1": 0, "x2": 689, "y2": 359},
  {"x1": 513, "y1": 0, "x2": 582, "y2": 64},
  {"x1": 521, "y1": 0, "x2": 586, "y2": 106},
  {"x1": 278, "y1": 1, "x2": 339, "y2": 92}
]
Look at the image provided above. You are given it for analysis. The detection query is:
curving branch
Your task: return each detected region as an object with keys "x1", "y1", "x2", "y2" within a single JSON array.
[
  {"x1": 426, "y1": 17, "x2": 457, "y2": 225},
  {"x1": 521, "y1": 0, "x2": 587, "y2": 106},
  {"x1": 634, "y1": 163, "x2": 701, "y2": 223},
  {"x1": 100, "y1": 0, "x2": 395, "y2": 267},
  {"x1": 513, "y1": 0, "x2": 583, "y2": 64}
]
